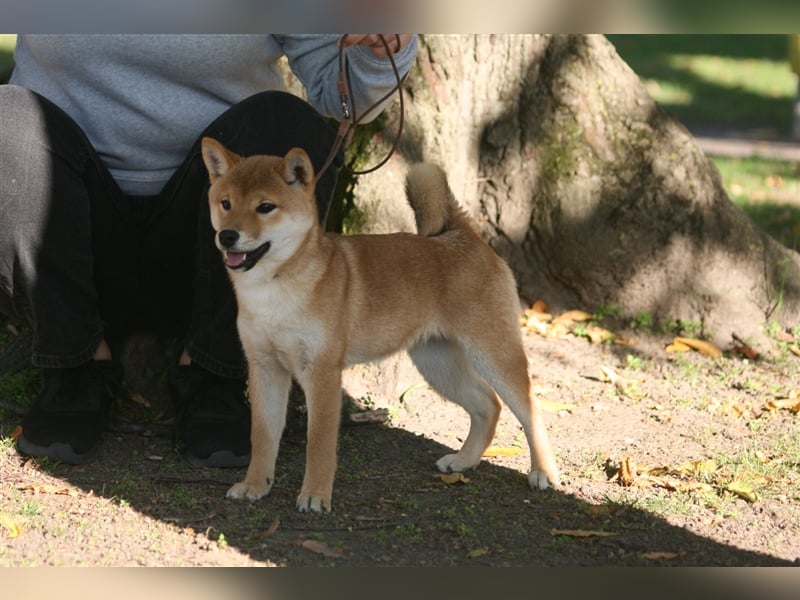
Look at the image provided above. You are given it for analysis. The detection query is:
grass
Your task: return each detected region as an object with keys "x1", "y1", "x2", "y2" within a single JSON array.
[
  {"x1": 609, "y1": 35, "x2": 800, "y2": 251},
  {"x1": 608, "y1": 35, "x2": 797, "y2": 132},
  {"x1": 712, "y1": 155, "x2": 800, "y2": 250},
  {"x1": 0, "y1": 34, "x2": 15, "y2": 81}
]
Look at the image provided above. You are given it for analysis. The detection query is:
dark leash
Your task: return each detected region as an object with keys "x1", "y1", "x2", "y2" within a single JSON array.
[{"x1": 314, "y1": 34, "x2": 407, "y2": 185}]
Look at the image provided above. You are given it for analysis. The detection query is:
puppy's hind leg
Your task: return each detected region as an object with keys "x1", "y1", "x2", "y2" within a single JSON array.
[
  {"x1": 408, "y1": 338, "x2": 501, "y2": 474},
  {"x1": 466, "y1": 337, "x2": 560, "y2": 490}
]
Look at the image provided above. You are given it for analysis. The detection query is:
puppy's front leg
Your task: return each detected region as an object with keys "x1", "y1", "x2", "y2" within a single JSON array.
[
  {"x1": 295, "y1": 366, "x2": 342, "y2": 513},
  {"x1": 227, "y1": 358, "x2": 292, "y2": 501}
]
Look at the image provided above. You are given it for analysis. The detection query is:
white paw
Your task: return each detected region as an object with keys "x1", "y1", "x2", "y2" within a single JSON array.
[
  {"x1": 296, "y1": 492, "x2": 331, "y2": 513},
  {"x1": 528, "y1": 469, "x2": 559, "y2": 490},
  {"x1": 436, "y1": 452, "x2": 476, "y2": 474},
  {"x1": 226, "y1": 480, "x2": 272, "y2": 501}
]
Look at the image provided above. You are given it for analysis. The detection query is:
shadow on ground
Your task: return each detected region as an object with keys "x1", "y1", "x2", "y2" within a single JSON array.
[{"x1": 2, "y1": 410, "x2": 794, "y2": 567}]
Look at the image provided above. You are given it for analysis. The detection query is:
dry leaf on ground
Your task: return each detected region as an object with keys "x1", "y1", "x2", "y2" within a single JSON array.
[
  {"x1": 256, "y1": 518, "x2": 281, "y2": 540},
  {"x1": 9, "y1": 425, "x2": 23, "y2": 441},
  {"x1": 296, "y1": 538, "x2": 344, "y2": 558},
  {"x1": 0, "y1": 513, "x2": 23, "y2": 539},
  {"x1": 530, "y1": 299, "x2": 549, "y2": 314},
  {"x1": 541, "y1": 400, "x2": 577, "y2": 413},
  {"x1": 725, "y1": 480, "x2": 760, "y2": 503},
  {"x1": 763, "y1": 396, "x2": 800, "y2": 414},
  {"x1": 582, "y1": 325, "x2": 615, "y2": 344},
  {"x1": 16, "y1": 483, "x2": 80, "y2": 497},
  {"x1": 673, "y1": 337, "x2": 722, "y2": 358},
  {"x1": 553, "y1": 310, "x2": 593, "y2": 324},
  {"x1": 665, "y1": 340, "x2": 692, "y2": 353},
  {"x1": 617, "y1": 455, "x2": 636, "y2": 487},
  {"x1": 640, "y1": 551, "x2": 686, "y2": 560},
  {"x1": 600, "y1": 365, "x2": 644, "y2": 389},
  {"x1": 440, "y1": 472, "x2": 470, "y2": 485},
  {"x1": 551, "y1": 529, "x2": 617, "y2": 538}
]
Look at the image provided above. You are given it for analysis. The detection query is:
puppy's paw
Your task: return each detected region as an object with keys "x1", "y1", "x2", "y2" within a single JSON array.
[
  {"x1": 227, "y1": 479, "x2": 272, "y2": 501},
  {"x1": 296, "y1": 491, "x2": 332, "y2": 513},
  {"x1": 435, "y1": 452, "x2": 477, "y2": 474},
  {"x1": 528, "y1": 468, "x2": 560, "y2": 491}
]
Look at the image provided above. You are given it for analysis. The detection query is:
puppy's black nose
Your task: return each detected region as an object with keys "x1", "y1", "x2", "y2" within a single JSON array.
[{"x1": 218, "y1": 229, "x2": 240, "y2": 248}]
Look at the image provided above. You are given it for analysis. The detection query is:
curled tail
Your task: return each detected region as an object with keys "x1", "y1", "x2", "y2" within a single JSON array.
[{"x1": 405, "y1": 163, "x2": 473, "y2": 237}]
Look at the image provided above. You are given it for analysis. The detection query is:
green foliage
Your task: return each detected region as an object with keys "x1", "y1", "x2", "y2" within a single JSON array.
[{"x1": 608, "y1": 35, "x2": 796, "y2": 131}]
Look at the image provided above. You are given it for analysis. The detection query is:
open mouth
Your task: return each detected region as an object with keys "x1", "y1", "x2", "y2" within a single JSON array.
[{"x1": 223, "y1": 241, "x2": 271, "y2": 272}]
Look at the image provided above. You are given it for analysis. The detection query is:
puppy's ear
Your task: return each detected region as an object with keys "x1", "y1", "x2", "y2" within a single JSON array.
[
  {"x1": 280, "y1": 148, "x2": 315, "y2": 189},
  {"x1": 201, "y1": 137, "x2": 241, "y2": 183}
]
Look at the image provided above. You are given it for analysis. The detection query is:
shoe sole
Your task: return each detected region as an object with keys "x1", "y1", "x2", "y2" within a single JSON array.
[
  {"x1": 17, "y1": 435, "x2": 98, "y2": 465},
  {"x1": 184, "y1": 449, "x2": 250, "y2": 468}
]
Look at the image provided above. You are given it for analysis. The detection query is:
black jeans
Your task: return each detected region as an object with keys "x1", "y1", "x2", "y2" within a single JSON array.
[{"x1": 0, "y1": 86, "x2": 342, "y2": 378}]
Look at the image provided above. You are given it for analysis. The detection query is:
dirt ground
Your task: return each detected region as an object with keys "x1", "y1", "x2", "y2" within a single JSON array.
[{"x1": 1, "y1": 309, "x2": 800, "y2": 567}]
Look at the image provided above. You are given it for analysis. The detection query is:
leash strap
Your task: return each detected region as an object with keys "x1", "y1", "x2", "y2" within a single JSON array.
[{"x1": 314, "y1": 34, "x2": 406, "y2": 185}]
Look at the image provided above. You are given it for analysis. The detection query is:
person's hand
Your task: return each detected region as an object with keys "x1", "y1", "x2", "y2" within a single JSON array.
[{"x1": 338, "y1": 34, "x2": 414, "y2": 58}]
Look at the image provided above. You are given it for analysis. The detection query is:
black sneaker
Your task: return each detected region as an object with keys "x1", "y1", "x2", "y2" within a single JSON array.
[
  {"x1": 17, "y1": 360, "x2": 122, "y2": 464},
  {"x1": 169, "y1": 363, "x2": 250, "y2": 468}
]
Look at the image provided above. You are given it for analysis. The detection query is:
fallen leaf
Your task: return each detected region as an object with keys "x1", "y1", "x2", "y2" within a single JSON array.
[
  {"x1": 522, "y1": 315, "x2": 550, "y2": 336},
  {"x1": 467, "y1": 548, "x2": 489, "y2": 558},
  {"x1": 665, "y1": 340, "x2": 692, "y2": 353},
  {"x1": 731, "y1": 344, "x2": 760, "y2": 360},
  {"x1": 789, "y1": 346, "x2": 800, "y2": 357},
  {"x1": 546, "y1": 322, "x2": 571, "y2": 339},
  {"x1": 583, "y1": 325, "x2": 615, "y2": 344},
  {"x1": 541, "y1": 400, "x2": 577, "y2": 413},
  {"x1": 296, "y1": 538, "x2": 344, "y2": 558},
  {"x1": 552, "y1": 310, "x2": 593, "y2": 327},
  {"x1": 530, "y1": 299, "x2": 549, "y2": 314},
  {"x1": 16, "y1": 483, "x2": 79, "y2": 497},
  {"x1": 550, "y1": 529, "x2": 616, "y2": 538},
  {"x1": 617, "y1": 456, "x2": 636, "y2": 487},
  {"x1": 0, "y1": 513, "x2": 22, "y2": 539},
  {"x1": 600, "y1": 365, "x2": 644, "y2": 388},
  {"x1": 9, "y1": 425, "x2": 23, "y2": 441},
  {"x1": 673, "y1": 337, "x2": 722, "y2": 358},
  {"x1": 725, "y1": 480, "x2": 760, "y2": 503},
  {"x1": 674, "y1": 458, "x2": 718, "y2": 476},
  {"x1": 707, "y1": 398, "x2": 750, "y2": 418},
  {"x1": 764, "y1": 398, "x2": 800, "y2": 414},
  {"x1": 256, "y1": 518, "x2": 280, "y2": 540},
  {"x1": 640, "y1": 551, "x2": 685, "y2": 560},
  {"x1": 440, "y1": 472, "x2": 470, "y2": 485},
  {"x1": 674, "y1": 481, "x2": 715, "y2": 493},
  {"x1": 482, "y1": 446, "x2": 524, "y2": 457},
  {"x1": 129, "y1": 391, "x2": 151, "y2": 407}
]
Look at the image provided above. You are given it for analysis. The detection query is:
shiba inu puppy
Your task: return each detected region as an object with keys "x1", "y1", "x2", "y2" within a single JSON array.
[{"x1": 201, "y1": 137, "x2": 559, "y2": 513}]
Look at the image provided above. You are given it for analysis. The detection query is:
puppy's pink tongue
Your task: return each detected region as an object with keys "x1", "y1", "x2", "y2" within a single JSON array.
[{"x1": 225, "y1": 252, "x2": 246, "y2": 268}]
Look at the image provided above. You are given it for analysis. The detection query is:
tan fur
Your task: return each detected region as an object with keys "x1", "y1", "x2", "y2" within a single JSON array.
[{"x1": 201, "y1": 137, "x2": 559, "y2": 513}]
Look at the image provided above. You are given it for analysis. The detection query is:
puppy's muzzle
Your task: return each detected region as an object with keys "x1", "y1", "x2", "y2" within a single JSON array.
[{"x1": 217, "y1": 229, "x2": 271, "y2": 272}]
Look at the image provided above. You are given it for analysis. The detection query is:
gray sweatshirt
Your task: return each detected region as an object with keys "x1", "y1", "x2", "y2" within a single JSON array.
[{"x1": 10, "y1": 34, "x2": 417, "y2": 195}]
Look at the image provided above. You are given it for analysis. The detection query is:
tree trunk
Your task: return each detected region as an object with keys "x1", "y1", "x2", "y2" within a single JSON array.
[{"x1": 349, "y1": 34, "x2": 800, "y2": 352}]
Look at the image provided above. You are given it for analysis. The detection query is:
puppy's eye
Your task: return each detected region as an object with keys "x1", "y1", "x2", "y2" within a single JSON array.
[
  {"x1": 221, "y1": 198, "x2": 231, "y2": 211},
  {"x1": 257, "y1": 202, "x2": 276, "y2": 215}
]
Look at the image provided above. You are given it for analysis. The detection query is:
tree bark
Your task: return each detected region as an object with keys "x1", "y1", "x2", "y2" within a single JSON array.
[{"x1": 349, "y1": 34, "x2": 800, "y2": 352}]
